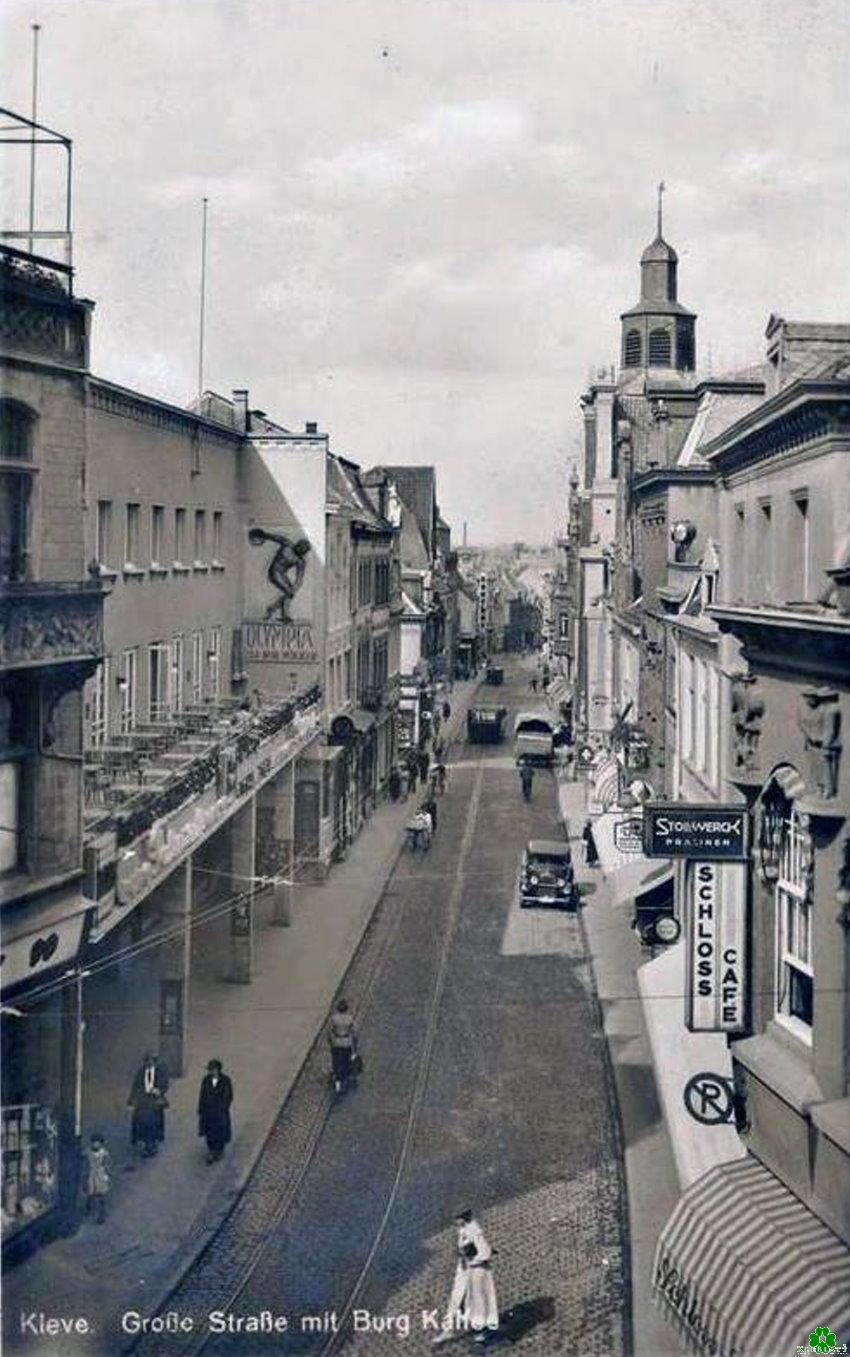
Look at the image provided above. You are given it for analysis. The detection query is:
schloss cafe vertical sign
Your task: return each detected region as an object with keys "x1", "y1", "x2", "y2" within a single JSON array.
[{"x1": 644, "y1": 803, "x2": 749, "y2": 1033}]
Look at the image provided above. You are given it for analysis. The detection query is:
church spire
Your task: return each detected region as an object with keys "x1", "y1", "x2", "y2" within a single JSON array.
[{"x1": 657, "y1": 180, "x2": 665, "y2": 238}]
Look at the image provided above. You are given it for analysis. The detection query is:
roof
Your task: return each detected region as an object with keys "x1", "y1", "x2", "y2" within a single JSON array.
[
  {"x1": 677, "y1": 387, "x2": 768, "y2": 467},
  {"x1": 326, "y1": 455, "x2": 388, "y2": 529},
  {"x1": 526, "y1": 839, "x2": 570, "y2": 857},
  {"x1": 641, "y1": 235, "x2": 678, "y2": 264},
  {"x1": 379, "y1": 466, "x2": 436, "y2": 551},
  {"x1": 621, "y1": 298, "x2": 696, "y2": 320}
]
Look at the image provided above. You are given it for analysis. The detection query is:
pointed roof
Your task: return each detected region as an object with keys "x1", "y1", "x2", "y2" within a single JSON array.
[{"x1": 641, "y1": 235, "x2": 678, "y2": 265}]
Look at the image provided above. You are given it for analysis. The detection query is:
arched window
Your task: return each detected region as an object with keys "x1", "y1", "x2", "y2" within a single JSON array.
[
  {"x1": 0, "y1": 401, "x2": 36, "y2": 582},
  {"x1": 624, "y1": 329, "x2": 642, "y2": 367},
  {"x1": 648, "y1": 328, "x2": 672, "y2": 366},
  {"x1": 677, "y1": 325, "x2": 695, "y2": 371}
]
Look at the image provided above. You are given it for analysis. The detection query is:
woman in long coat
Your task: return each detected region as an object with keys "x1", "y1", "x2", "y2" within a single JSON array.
[
  {"x1": 197, "y1": 1060, "x2": 233, "y2": 1163},
  {"x1": 434, "y1": 1209, "x2": 499, "y2": 1345},
  {"x1": 128, "y1": 1053, "x2": 169, "y2": 1156}
]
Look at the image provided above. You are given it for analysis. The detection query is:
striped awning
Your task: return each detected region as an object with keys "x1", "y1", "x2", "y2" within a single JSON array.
[
  {"x1": 594, "y1": 754, "x2": 623, "y2": 810},
  {"x1": 653, "y1": 1157, "x2": 850, "y2": 1356}
]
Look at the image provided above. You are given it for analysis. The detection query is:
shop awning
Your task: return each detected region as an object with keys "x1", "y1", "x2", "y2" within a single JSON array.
[
  {"x1": 654, "y1": 1157, "x2": 850, "y2": 1356},
  {"x1": 635, "y1": 862, "x2": 674, "y2": 910}
]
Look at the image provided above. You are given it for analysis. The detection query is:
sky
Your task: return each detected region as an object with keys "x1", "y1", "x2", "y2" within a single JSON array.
[{"x1": 2, "y1": 0, "x2": 849, "y2": 543}]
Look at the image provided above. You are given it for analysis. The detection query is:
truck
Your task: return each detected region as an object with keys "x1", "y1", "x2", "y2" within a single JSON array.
[{"x1": 513, "y1": 711, "x2": 556, "y2": 766}]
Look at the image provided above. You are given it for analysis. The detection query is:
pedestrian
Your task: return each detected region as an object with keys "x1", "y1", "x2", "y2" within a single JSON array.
[
  {"x1": 128, "y1": 1052, "x2": 169, "y2": 1157},
  {"x1": 442, "y1": 699, "x2": 451, "y2": 722},
  {"x1": 433, "y1": 736, "x2": 445, "y2": 762},
  {"x1": 412, "y1": 805, "x2": 433, "y2": 852},
  {"x1": 530, "y1": 676, "x2": 538, "y2": 694},
  {"x1": 82, "y1": 1132, "x2": 111, "y2": 1224},
  {"x1": 423, "y1": 790, "x2": 438, "y2": 834},
  {"x1": 407, "y1": 751, "x2": 419, "y2": 794},
  {"x1": 434, "y1": 761, "x2": 447, "y2": 795},
  {"x1": 520, "y1": 763, "x2": 534, "y2": 802},
  {"x1": 432, "y1": 1208, "x2": 499, "y2": 1346},
  {"x1": 388, "y1": 766, "x2": 402, "y2": 802},
  {"x1": 328, "y1": 999, "x2": 357, "y2": 1093},
  {"x1": 582, "y1": 817, "x2": 600, "y2": 867},
  {"x1": 418, "y1": 747, "x2": 431, "y2": 783},
  {"x1": 197, "y1": 1059, "x2": 234, "y2": 1164}
]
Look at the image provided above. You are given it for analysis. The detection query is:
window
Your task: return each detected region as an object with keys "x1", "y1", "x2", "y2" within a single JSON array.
[
  {"x1": 775, "y1": 808, "x2": 814, "y2": 1039},
  {"x1": 191, "y1": 631, "x2": 204, "y2": 704},
  {"x1": 119, "y1": 649, "x2": 138, "y2": 734},
  {"x1": 792, "y1": 494, "x2": 810, "y2": 600},
  {"x1": 170, "y1": 636, "x2": 184, "y2": 713},
  {"x1": 733, "y1": 505, "x2": 746, "y2": 598},
  {"x1": 344, "y1": 649, "x2": 352, "y2": 699},
  {"x1": 125, "y1": 503, "x2": 141, "y2": 566},
  {"x1": 624, "y1": 329, "x2": 642, "y2": 367},
  {"x1": 212, "y1": 511, "x2": 223, "y2": 564},
  {"x1": 88, "y1": 658, "x2": 110, "y2": 747},
  {"x1": 676, "y1": 324, "x2": 694, "y2": 371},
  {"x1": 372, "y1": 637, "x2": 388, "y2": 689},
  {"x1": 148, "y1": 642, "x2": 170, "y2": 721},
  {"x1": 151, "y1": 505, "x2": 165, "y2": 566},
  {"x1": 207, "y1": 627, "x2": 221, "y2": 700},
  {"x1": 648, "y1": 328, "x2": 671, "y2": 366},
  {"x1": 680, "y1": 652, "x2": 694, "y2": 763},
  {"x1": 758, "y1": 501, "x2": 773, "y2": 599},
  {"x1": 707, "y1": 665, "x2": 720, "y2": 785},
  {"x1": 194, "y1": 510, "x2": 207, "y2": 564},
  {"x1": 0, "y1": 686, "x2": 28, "y2": 874},
  {"x1": 0, "y1": 404, "x2": 34, "y2": 582},
  {"x1": 96, "y1": 501, "x2": 113, "y2": 567},
  {"x1": 174, "y1": 507, "x2": 187, "y2": 564}
]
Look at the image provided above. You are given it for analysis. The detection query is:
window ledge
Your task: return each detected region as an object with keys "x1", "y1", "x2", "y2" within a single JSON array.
[
  {"x1": 90, "y1": 563, "x2": 119, "y2": 581},
  {"x1": 122, "y1": 563, "x2": 145, "y2": 578},
  {"x1": 192, "y1": 561, "x2": 209, "y2": 573},
  {"x1": 210, "y1": 561, "x2": 225, "y2": 572},
  {"x1": 172, "y1": 561, "x2": 190, "y2": 574},
  {"x1": 149, "y1": 563, "x2": 169, "y2": 577},
  {"x1": 732, "y1": 1023, "x2": 821, "y2": 1114}
]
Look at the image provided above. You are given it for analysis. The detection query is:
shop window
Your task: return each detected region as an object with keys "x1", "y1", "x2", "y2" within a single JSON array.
[
  {"x1": 649, "y1": 328, "x2": 672, "y2": 366},
  {"x1": 775, "y1": 808, "x2": 814, "y2": 1042},
  {"x1": 624, "y1": 330, "x2": 642, "y2": 367},
  {"x1": 1, "y1": 1102, "x2": 59, "y2": 1239}
]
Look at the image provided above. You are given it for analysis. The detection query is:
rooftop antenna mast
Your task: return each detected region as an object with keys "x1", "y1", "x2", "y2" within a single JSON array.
[
  {"x1": 28, "y1": 23, "x2": 41, "y2": 253},
  {"x1": 197, "y1": 197, "x2": 208, "y2": 404}
]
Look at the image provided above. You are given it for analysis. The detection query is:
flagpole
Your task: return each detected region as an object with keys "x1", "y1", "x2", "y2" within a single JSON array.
[
  {"x1": 28, "y1": 22, "x2": 41, "y2": 254},
  {"x1": 198, "y1": 197, "x2": 209, "y2": 403}
]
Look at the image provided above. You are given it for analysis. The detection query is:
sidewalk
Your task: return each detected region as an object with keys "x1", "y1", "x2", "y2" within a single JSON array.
[
  {"x1": 557, "y1": 775, "x2": 686, "y2": 1357},
  {"x1": 4, "y1": 680, "x2": 480, "y2": 1355}
]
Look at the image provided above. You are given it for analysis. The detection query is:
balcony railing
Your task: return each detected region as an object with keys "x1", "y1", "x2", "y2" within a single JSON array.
[{"x1": 84, "y1": 684, "x2": 322, "y2": 848}]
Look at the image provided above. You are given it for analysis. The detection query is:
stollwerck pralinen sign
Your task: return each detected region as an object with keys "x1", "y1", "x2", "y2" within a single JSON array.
[{"x1": 643, "y1": 803, "x2": 749, "y2": 861}]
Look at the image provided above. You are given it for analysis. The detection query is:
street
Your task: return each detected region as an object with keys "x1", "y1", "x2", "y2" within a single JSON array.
[{"x1": 131, "y1": 657, "x2": 628, "y2": 1357}]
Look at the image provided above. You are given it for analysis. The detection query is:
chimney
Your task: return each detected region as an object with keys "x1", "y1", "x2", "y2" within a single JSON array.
[
  {"x1": 305, "y1": 421, "x2": 319, "y2": 435},
  {"x1": 232, "y1": 389, "x2": 249, "y2": 433}
]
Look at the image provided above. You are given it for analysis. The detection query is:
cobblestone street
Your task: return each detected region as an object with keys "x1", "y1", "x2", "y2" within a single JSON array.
[{"x1": 132, "y1": 657, "x2": 629, "y2": 1357}]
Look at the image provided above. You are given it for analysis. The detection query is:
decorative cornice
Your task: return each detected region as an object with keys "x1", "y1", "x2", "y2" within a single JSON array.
[
  {"x1": 702, "y1": 385, "x2": 850, "y2": 473},
  {"x1": 89, "y1": 378, "x2": 243, "y2": 446}
]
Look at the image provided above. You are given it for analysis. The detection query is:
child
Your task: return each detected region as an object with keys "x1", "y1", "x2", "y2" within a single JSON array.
[{"x1": 83, "y1": 1133, "x2": 111, "y2": 1224}]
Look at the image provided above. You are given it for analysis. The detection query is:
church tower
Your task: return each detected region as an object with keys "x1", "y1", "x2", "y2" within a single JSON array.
[{"x1": 620, "y1": 184, "x2": 697, "y2": 373}]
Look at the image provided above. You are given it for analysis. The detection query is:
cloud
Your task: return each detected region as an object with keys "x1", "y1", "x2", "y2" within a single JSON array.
[{"x1": 303, "y1": 98, "x2": 532, "y2": 190}]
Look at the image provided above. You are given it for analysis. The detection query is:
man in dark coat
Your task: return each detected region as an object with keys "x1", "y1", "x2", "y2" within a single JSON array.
[
  {"x1": 197, "y1": 1059, "x2": 234, "y2": 1163},
  {"x1": 128, "y1": 1053, "x2": 169, "y2": 1157}
]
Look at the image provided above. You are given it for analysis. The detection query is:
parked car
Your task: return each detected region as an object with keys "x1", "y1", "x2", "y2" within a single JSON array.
[
  {"x1": 485, "y1": 665, "x2": 505, "y2": 686},
  {"x1": 519, "y1": 839, "x2": 578, "y2": 909},
  {"x1": 514, "y1": 711, "x2": 556, "y2": 766}
]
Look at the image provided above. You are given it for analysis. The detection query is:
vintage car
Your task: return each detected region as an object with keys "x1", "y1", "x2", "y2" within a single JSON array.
[
  {"x1": 466, "y1": 705, "x2": 508, "y2": 744},
  {"x1": 513, "y1": 711, "x2": 556, "y2": 766},
  {"x1": 485, "y1": 665, "x2": 505, "y2": 686},
  {"x1": 519, "y1": 839, "x2": 578, "y2": 909}
]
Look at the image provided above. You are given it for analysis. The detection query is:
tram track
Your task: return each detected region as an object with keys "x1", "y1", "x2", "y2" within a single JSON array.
[{"x1": 130, "y1": 757, "x2": 484, "y2": 1357}]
